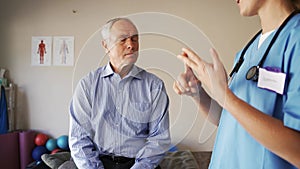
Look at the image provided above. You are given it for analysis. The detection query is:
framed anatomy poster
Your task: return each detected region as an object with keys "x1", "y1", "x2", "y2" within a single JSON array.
[
  {"x1": 31, "y1": 36, "x2": 52, "y2": 66},
  {"x1": 53, "y1": 36, "x2": 74, "y2": 66}
]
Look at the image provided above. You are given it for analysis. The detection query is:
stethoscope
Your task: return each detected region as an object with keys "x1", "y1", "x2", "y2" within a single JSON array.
[{"x1": 229, "y1": 10, "x2": 299, "y2": 81}]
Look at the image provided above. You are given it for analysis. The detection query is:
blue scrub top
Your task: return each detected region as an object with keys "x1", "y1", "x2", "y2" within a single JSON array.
[{"x1": 209, "y1": 13, "x2": 300, "y2": 169}]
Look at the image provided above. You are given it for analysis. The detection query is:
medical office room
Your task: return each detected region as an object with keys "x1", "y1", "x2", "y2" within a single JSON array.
[{"x1": 0, "y1": 0, "x2": 261, "y2": 169}]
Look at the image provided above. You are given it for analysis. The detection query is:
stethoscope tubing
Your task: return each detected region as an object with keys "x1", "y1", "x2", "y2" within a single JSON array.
[{"x1": 229, "y1": 10, "x2": 299, "y2": 81}]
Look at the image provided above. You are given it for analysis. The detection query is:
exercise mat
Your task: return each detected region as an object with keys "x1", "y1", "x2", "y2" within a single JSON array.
[
  {"x1": 19, "y1": 130, "x2": 36, "y2": 169},
  {"x1": 0, "y1": 132, "x2": 20, "y2": 169}
]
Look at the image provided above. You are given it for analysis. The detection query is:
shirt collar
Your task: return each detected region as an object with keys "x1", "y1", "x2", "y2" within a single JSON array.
[
  {"x1": 101, "y1": 62, "x2": 143, "y2": 80},
  {"x1": 128, "y1": 64, "x2": 143, "y2": 80},
  {"x1": 101, "y1": 63, "x2": 114, "y2": 78}
]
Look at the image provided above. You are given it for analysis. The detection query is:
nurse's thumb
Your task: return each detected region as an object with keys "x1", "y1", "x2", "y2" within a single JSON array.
[{"x1": 209, "y1": 48, "x2": 222, "y2": 69}]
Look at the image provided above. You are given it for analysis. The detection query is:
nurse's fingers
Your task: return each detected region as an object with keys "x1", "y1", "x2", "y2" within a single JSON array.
[
  {"x1": 179, "y1": 48, "x2": 209, "y2": 77},
  {"x1": 185, "y1": 63, "x2": 192, "y2": 73},
  {"x1": 178, "y1": 73, "x2": 190, "y2": 91},
  {"x1": 188, "y1": 78, "x2": 200, "y2": 87},
  {"x1": 209, "y1": 48, "x2": 222, "y2": 70},
  {"x1": 188, "y1": 80, "x2": 201, "y2": 94},
  {"x1": 210, "y1": 48, "x2": 228, "y2": 77},
  {"x1": 173, "y1": 81, "x2": 188, "y2": 95},
  {"x1": 177, "y1": 53, "x2": 198, "y2": 73},
  {"x1": 181, "y1": 52, "x2": 192, "y2": 73},
  {"x1": 182, "y1": 47, "x2": 206, "y2": 65},
  {"x1": 173, "y1": 81, "x2": 198, "y2": 96},
  {"x1": 173, "y1": 82, "x2": 182, "y2": 95}
]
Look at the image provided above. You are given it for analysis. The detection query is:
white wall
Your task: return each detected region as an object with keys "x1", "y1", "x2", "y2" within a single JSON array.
[{"x1": 0, "y1": 0, "x2": 260, "y2": 151}]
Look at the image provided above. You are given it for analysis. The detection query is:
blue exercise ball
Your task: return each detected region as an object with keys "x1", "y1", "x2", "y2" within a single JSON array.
[
  {"x1": 46, "y1": 138, "x2": 57, "y2": 151},
  {"x1": 32, "y1": 146, "x2": 48, "y2": 161},
  {"x1": 57, "y1": 135, "x2": 69, "y2": 150},
  {"x1": 169, "y1": 144, "x2": 178, "y2": 152}
]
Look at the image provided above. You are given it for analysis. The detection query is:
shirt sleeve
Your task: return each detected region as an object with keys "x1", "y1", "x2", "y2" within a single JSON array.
[
  {"x1": 69, "y1": 76, "x2": 104, "y2": 169},
  {"x1": 131, "y1": 80, "x2": 171, "y2": 169},
  {"x1": 283, "y1": 29, "x2": 300, "y2": 131}
]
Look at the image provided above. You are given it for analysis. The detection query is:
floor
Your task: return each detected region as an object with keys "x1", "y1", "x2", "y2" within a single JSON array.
[{"x1": 192, "y1": 152, "x2": 212, "y2": 169}]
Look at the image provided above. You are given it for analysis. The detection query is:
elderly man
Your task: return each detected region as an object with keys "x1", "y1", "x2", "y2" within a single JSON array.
[{"x1": 69, "y1": 17, "x2": 171, "y2": 169}]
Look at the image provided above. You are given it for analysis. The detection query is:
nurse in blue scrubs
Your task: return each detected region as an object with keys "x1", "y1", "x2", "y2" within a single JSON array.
[{"x1": 173, "y1": 0, "x2": 300, "y2": 168}]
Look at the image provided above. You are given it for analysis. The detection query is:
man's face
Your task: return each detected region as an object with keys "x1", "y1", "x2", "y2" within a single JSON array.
[{"x1": 104, "y1": 20, "x2": 139, "y2": 69}]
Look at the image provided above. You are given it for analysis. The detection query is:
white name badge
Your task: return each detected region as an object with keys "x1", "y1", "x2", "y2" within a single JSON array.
[{"x1": 257, "y1": 68, "x2": 286, "y2": 94}]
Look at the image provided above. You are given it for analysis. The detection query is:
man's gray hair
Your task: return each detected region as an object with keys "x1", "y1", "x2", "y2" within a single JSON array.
[{"x1": 101, "y1": 17, "x2": 137, "y2": 43}]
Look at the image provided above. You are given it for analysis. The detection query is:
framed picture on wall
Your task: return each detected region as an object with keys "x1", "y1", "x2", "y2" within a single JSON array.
[
  {"x1": 31, "y1": 36, "x2": 52, "y2": 66},
  {"x1": 53, "y1": 36, "x2": 74, "y2": 66}
]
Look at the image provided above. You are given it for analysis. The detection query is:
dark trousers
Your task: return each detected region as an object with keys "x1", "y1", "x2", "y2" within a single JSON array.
[{"x1": 100, "y1": 155, "x2": 161, "y2": 169}]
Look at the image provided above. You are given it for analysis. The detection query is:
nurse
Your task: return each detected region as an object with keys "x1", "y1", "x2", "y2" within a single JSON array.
[{"x1": 173, "y1": 0, "x2": 300, "y2": 168}]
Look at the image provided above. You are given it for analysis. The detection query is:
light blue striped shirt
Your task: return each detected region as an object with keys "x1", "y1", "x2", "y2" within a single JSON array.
[{"x1": 69, "y1": 63, "x2": 171, "y2": 169}]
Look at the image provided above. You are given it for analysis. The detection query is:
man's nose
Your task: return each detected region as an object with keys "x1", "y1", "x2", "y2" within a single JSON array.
[{"x1": 125, "y1": 39, "x2": 134, "y2": 49}]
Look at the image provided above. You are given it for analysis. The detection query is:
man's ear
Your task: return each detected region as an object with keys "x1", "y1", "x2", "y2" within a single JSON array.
[{"x1": 102, "y1": 40, "x2": 109, "y2": 53}]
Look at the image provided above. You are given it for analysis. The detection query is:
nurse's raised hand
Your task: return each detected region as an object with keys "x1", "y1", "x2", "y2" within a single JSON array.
[
  {"x1": 173, "y1": 63, "x2": 201, "y2": 98},
  {"x1": 177, "y1": 47, "x2": 229, "y2": 107}
]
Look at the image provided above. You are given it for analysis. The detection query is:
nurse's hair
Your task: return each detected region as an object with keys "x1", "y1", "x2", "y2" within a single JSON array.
[
  {"x1": 291, "y1": 0, "x2": 300, "y2": 9},
  {"x1": 100, "y1": 17, "x2": 138, "y2": 44}
]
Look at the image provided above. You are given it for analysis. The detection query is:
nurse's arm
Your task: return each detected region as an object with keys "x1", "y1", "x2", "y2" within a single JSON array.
[
  {"x1": 193, "y1": 87, "x2": 222, "y2": 126},
  {"x1": 173, "y1": 74, "x2": 222, "y2": 126},
  {"x1": 224, "y1": 89, "x2": 300, "y2": 168}
]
